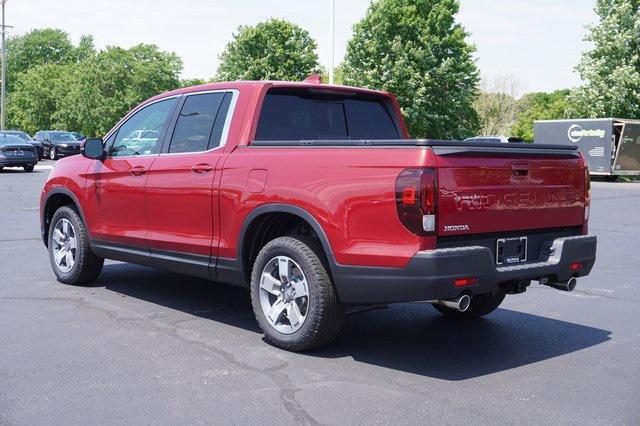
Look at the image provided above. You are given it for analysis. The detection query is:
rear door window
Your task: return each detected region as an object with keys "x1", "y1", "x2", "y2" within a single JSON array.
[
  {"x1": 255, "y1": 89, "x2": 400, "y2": 141},
  {"x1": 167, "y1": 92, "x2": 229, "y2": 154}
]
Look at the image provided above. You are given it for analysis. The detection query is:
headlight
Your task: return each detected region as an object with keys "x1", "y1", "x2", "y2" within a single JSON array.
[{"x1": 58, "y1": 144, "x2": 68, "y2": 148}]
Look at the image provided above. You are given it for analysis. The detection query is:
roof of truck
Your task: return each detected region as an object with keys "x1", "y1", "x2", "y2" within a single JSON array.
[{"x1": 143, "y1": 80, "x2": 391, "y2": 106}]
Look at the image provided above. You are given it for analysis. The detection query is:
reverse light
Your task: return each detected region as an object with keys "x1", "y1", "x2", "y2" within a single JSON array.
[
  {"x1": 395, "y1": 168, "x2": 438, "y2": 236},
  {"x1": 454, "y1": 277, "x2": 477, "y2": 287}
]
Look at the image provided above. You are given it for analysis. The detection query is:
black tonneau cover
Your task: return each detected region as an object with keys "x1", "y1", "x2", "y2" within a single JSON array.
[{"x1": 251, "y1": 139, "x2": 580, "y2": 157}]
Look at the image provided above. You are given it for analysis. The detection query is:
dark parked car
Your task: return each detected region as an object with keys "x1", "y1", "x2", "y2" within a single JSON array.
[
  {"x1": 70, "y1": 132, "x2": 86, "y2": 142},
  {"x1": 0, "y1": 134, "x2": 38, "y2": 172},
  {"x1": 0, "y1": 130, "x2": 43, "y2": 159},
  {"x1": 34, "y1": 131, "x2": 82, "y2": 160}
]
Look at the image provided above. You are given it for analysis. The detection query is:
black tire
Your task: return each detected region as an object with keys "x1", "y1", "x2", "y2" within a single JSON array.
[
  {"x1": 48, "y1": 205, "x2": 103, "y2": 285},
  {"x1": 23, "y1": 165, "x2": 34, "y2": 172},
  {"x1": 432, "y1": 292, "x2": 506, "y2": 319},
  {"x1": 250, "y1": 236, "x2": 345, "y2": 351},
  {"x1": 49, "y1": 147, "x2": 57, "y2": 160},
  {"x1": 605, "y1": 175, "x2": 618, "y2": 182}
]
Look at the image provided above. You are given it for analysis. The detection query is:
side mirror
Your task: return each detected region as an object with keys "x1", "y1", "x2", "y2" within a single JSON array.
[{"x1": 82, "y1": 138, "x2": 105, "y2": 160}]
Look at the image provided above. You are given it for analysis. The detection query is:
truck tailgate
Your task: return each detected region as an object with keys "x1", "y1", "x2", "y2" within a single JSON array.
[{"x1": 435, "y1": 147, "x2": 586, "y2": 236}]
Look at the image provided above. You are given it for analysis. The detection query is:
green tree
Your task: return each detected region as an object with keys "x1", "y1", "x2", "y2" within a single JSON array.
[
  {"x1": 70, "y1": 35, "x2": 97, "y2": 62},
  {"x1": 511, "y1": 90, "x2": 571, "y2": 142},
  {"x1": 474, "y1": 74, "x2": 522, "y2": 136},
  {"x1": 341, "y1": 0, "x2": 480, "y2": 139},
  {"x1": 5, "y1": 29, "x2": 74, "y2": 91},
  {"x1": 179, "y1": 78, "x2": 207, "y2": 88},
  {"x1": 215, "y1": 19, "x2": 320, "y2": 81},
  {"x1": 53, "y1": 44, "x2": 182, "y2": 136},
  {"x1": 568, "y1": 0, "x2": 640, "y2": 118},
  {"x1": 7, "y1": 64, "x2": 69, "y2": 134}
]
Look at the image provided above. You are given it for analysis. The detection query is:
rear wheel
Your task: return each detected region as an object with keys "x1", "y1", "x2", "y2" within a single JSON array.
[
  {"x1": 49, "y1": 147, "x2": 57, "y2": 160},
  {"x1": 48, "y1": 205, "x2": 103, "y2": 285},
  {"x1": 432, "y1": 292, "x2": 505, "y2": 319},
  {"x1": 23, "y1": 165, "x2": 34, "y2": 172},
  {"x1": 250, "y1": 236, "x2": 345, "y2": 351}
]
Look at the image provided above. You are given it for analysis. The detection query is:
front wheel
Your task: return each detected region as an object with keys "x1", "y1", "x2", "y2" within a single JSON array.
[
  {"x1": 432, "y1": 292, "x2": 505, "y2": 319},
  {"x1": 23, "y1": 165, "x2": 34, "y2": 172},
  {"x1": 48, "y1": 205, "x2": 104, "y2": 285},
  {"x1": 251, "y1": 236, "x2": 345, "y2": 351}
]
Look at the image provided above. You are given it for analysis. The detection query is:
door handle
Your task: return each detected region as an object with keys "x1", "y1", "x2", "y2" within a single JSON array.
[
  {"x1": 192, "y1": 163, "x2": 213, "y2": 174},
  {"x1": 129, "y1": 166, "x2": 147, "y2": 176}
]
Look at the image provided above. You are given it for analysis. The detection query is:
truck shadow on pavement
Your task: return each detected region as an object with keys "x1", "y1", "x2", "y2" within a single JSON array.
[
  {"x1": 97, "y1": 263, "x2": 611, "y2": 382},
  {"x1": 314, "y1": 304, "x2": 611, "y2": 380}
]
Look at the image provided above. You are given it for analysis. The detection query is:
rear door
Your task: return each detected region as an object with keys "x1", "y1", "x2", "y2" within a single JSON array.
[
  {"x1": 613, "y1": 123, "x2": 640, "y2": 173},
  {"x1": 145, "y1": 90, "x2": 235, "y2": 278},
  {"x1": 436, "y1": 150, "x2": 587, "y2": 237}
]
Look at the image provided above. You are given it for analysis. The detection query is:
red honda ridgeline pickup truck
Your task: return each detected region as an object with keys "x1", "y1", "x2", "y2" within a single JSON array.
[{"x1": 40, "y1": 80, "x2": 597, "y2": 351}]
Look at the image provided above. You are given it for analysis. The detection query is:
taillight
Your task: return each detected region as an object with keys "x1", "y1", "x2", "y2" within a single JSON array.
[
  {"x1": 395, "y1": 168, "x2": 437, "y2": 236},
  {"x1": 584, "y1": 162, "x2": 591, "y2": 222}
]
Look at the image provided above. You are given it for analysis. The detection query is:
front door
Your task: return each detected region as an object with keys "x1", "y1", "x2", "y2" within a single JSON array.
[
  {"x1": 145, "y1": 91, "x2": 234, "y2": 278},
  {"x1": 84, "y1": 97, "x2": 179, "y2": 252}
]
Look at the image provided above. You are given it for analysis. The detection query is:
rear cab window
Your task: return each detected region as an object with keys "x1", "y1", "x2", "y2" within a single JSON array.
[{"x1": 255, "y1": 88, "x2": 401, "y2": 141}]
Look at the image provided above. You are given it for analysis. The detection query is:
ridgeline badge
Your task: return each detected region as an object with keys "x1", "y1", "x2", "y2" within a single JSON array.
[{"x1": 567, "y1": 124, "x2": 606, "y2": 143}]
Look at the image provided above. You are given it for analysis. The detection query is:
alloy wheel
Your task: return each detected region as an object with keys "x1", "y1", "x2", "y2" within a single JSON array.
[
  {"x1": 52, "y1": 218, "x2": 77, "y2": 273},
  {"x1": 259, "y1": 256, "x2": 309, "y2": 334}
]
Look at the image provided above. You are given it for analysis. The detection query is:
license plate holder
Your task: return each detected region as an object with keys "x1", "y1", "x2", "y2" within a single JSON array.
[{"x1": 496, "y1": 237, "x2": 527, "y2": 265}]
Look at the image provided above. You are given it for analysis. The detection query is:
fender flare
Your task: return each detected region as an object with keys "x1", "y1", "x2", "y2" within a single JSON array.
[
  {"x1": 237, "y1": 203, "x2": 338, "y2": 278},
  {"x1": 41, "y1": 187, "x2": 87, "y2": 246}
]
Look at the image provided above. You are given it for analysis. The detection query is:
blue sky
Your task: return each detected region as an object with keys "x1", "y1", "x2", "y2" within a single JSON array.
[{"x1": 11, "y1": 0, "x2": 596, "y2": 93}]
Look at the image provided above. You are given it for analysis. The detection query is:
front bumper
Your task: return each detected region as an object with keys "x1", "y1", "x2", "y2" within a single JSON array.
[
  {"x1": 333, "y1": 235, "x2": 597, "y2": 305},
  {"x1": 55, "y1": 146, "x2": 81, "y2": 157}
]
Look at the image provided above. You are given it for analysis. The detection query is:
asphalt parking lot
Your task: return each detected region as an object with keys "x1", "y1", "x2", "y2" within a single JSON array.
[{"x1": 0, "y1": 162, "x2": 638, "y2": 425}]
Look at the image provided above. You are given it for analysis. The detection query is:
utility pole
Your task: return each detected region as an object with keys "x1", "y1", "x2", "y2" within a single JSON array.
[
  {"x1": 0, "y1": 0, "x2": 9, "y2": 130},
  {"x1": 328, "y1": 0, "x2": 335, "y2": 85}
]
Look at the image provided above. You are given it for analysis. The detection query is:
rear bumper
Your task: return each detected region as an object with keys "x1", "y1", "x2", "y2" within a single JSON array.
[
  {"x1": 333, "y1": 235, "x2": 597, "y2": 305},
  {"x1": 0, "y1": 157, "x2": 38, "y2": 167}
]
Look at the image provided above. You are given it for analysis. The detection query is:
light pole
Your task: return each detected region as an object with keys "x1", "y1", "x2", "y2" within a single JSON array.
[
  {"x1": 1, "y1": 0, "x2": 7, "y2": 130},
  {"x1": 328, "y1": 0, "x2": 335, "y2": 84}
]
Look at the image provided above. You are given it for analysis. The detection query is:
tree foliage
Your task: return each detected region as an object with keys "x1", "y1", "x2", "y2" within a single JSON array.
[
  {"x1": 215, "y1": 19, "x2": 320, "y2": 81},
  {"x1": 474, "y1": 74, "x2": 522, "y2": 137},
  {"x1": 510, "y1": 90, "x2": 571, "y2": 142},
  {"x1": 5, "y1": 29, "x2": 82, "y2": 91},
  {"x1": 568, "y1": 0, "x2": 640, "y2": 118},
  {"x1": 53, "y1": 45, "x2": 182, "y2": 136},
  {"x1": 7, "y1": 38, "x2": 182, "y2": 136},
  {"x1": 341, "y1": 0, "x2": 480, "y2": 139},
  {"x1": 7, "y1": 64, "x2": 69, "y2": 134}
]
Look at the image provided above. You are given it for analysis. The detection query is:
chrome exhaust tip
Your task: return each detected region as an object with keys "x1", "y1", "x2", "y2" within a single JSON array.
[
  {"x1": 437, "y1": 294, "x2": 471, "y2": 312},
  {"x1": 543, "y1": 277, "x2": 577, "y2": 292}
]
